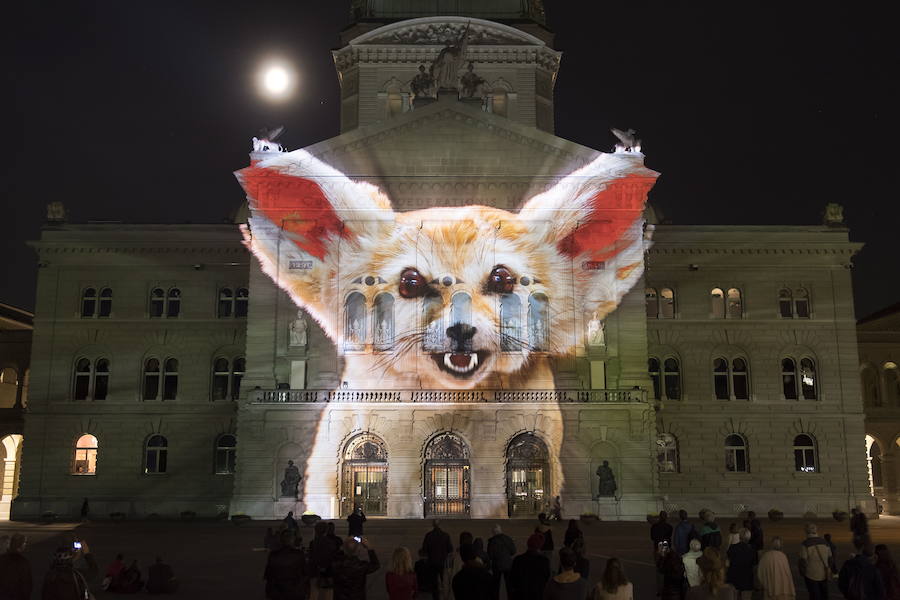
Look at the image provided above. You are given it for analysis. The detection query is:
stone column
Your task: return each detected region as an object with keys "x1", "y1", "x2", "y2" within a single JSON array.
[{"x1": 0, "y1": 456, "x2": 17, "y2": 520}]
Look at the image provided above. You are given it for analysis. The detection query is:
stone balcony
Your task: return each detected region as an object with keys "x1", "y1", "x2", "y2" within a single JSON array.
[{"x1": 250, "y1": 388, "x2": 646, "y2": 404}]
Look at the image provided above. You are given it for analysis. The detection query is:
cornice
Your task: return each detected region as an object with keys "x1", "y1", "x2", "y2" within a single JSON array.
[
  {"x1": 647, "y1": 245, "x2": 860, "y2": 256},
  {"x1": 33, "y1": 244, "x2": 248, "y2": 256},
  {"x1": 333, "y1": 45, "x2": 560, "y2": 72}
]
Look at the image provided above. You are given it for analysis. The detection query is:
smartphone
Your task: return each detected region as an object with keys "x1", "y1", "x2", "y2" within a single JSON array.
[
  {"x1": 352, "y1": 536, "x2": 361, "y2": 543},
  {"x1": 73, "y1": 541, "x2": 82, "y2": 550}
]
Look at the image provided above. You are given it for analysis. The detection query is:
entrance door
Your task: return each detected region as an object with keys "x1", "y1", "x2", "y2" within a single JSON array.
[
  {"x1": 340, "y1": 433, "x2": 388, "y2": 517},
  {"x1": 506, "y1": 433, "x2": 549, "y2": 517},
  {"x1": 424, "y1": 432, "x2": 471, "y2": 517}
]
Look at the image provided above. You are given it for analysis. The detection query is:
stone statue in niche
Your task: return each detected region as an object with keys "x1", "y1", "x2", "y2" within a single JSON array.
[
  {"x1": 289, "y1": 311, "x2": 308, "y2": 348},
  {"x1": 587, "y1": 318, "x2": 605, "y2": 347},
  {"x1": 410, "y1": 64, "x2": 436, "y2": 99},
  {"x1": 458, "y1": 62, "x2": 485, "y2": 99},
  {"x1": 596, "y1": 460, "x2": 617, "y2": 497},
  {"x1": 430, "y1": 22, "x2": 470, "y2": 90},
  {"x1": 280, "y1": 460, "x2": 302, "y2": 498}
]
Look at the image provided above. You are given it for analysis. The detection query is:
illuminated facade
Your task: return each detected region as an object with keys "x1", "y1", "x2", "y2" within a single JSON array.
[{"x1": 10, "y1": 4, "x2": 874, "y2": 520}]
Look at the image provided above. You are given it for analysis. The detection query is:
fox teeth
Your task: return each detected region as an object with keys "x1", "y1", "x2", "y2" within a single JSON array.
[{"x1": 443, "y1": 353, "x2": 478, "y2": 373}]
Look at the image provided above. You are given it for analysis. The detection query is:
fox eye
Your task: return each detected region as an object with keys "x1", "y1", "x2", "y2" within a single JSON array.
[
  {"x1": 486, "y1": 265, "x2": 516, "y2": 294},
  {"x1": 399, "y1": 268, "x2": 428, "y2": 298}
]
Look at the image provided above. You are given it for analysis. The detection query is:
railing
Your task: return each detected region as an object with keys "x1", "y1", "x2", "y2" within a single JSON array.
[{"x1": 252, "y1": 388, "x2": 645, "y2": 404}]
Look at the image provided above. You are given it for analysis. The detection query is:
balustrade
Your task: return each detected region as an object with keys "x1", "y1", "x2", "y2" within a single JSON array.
[{"x1": 253, "y1": 388, "x2": 645, "y2": 404}]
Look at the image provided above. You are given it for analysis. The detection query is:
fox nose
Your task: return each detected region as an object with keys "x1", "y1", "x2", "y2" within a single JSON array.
[{"x1": 446, "y1": 323, "x2": 476, "y2": 344}]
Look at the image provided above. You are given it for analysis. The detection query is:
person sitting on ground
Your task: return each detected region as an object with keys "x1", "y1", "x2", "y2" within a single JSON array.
[
  {"x1": 673, "y1": 510, "x2": 697, "y2": 557},
  {"x1": 0, "y1": 533, "x2": 31, "y2": 600},
  {"x1": 756, "y1": 537, "x2": 794, "y2": 600},
  {"x1": 333, "y1": 536, "x2": 380, "y2": 600},
  {"x1": 726, "y1": 529, "x2": 757, "y2": 600},
  {"x1": 652, "y1": 511, "x2": 674, "y2": 556},
  {"x1": 264, "y1": 529, "x2": 309, "y2": 600},
  {"x1": 543, "y1": 547, "x2": 591, "y2": 600},
  {"x1": 510, "y1": 533, "x2": 551, "y2": 600},
  {"x1": 875, "y1": 545, "x2": 900, "y2": 600},
  {"x1": 113, "y1": 559, "x2": 144, "y2": 593},
  {"x1": 564, "y1": 520, "x2": 583, "y2": 549},
  {"x1": 42, "y1": 547, "x2": 92, "y2": 600},
  {"x1": 594, "y1": 557, "x2": 632, "y2": 600},
  {"x1": 683, "y1": 539, "x2": 704, "y2": 588},
  {"x1": 103, "y1": 552, "x2": 124, "y2": 583},
  {"x1": 146, "y1": 556, "x2": 178, "y2": 594},
  {"x1": 452, "y1": 543, "x2": 492, "y2": 600},
  {"x1": 840, "y1": 544, "x2": 885, "y2": 600},
  {"x1": 386, "y1": 546, "x2": 418, "y2": 600},
  {"x1": 687, "y1": 549, "x2": 735, "y2": 600}
]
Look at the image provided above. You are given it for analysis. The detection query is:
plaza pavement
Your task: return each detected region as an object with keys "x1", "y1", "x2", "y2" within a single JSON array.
[{"x1": 3, "y1": 515, "x2": 899, "y2": 599}]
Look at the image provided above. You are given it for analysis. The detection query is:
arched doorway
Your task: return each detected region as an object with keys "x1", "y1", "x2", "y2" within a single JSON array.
[
  {"x1": 341, "y1": 433, "x2": 388, "y2": 517},
  {"x1": 0, "y1": 434, "x2": 23, "y2": 520},
  {"x1": 506, "y1": 433, "x2": 549, "y2": 517},
  {"x1": 867, "y1": 435, "x2": 883, "y2": 496},
  {"x1": 424, "y1": 432, "x2": 470, "y2": 517}
]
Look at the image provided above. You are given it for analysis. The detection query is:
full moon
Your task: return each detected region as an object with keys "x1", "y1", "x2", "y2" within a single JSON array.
[{"x1": 263, "y1": 66, "x2": 290, "y2": 95}]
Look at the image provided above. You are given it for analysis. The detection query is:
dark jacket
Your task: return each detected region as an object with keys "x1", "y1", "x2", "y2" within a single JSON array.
[
  {"x1": 726, "y1": 542, "x2": 758, "y2": 591},
  {"x1": 748, "y1": 518, "x2": 764, "y2": 551},
  {"x1": 41, "y1": 563, "x2": 89, "y2": 600},
  {"x1": 509, "y1": 551, "x2": 551, "y2": 600},
  {"x1": 333, "y1": 549, "x2": 380, "y2": 600},
  {"x1": 563, "y1": 528, "x2": 583, "y2": 549},
  {"x1": 488, "y1": 533, "x2": 517, "y2": 573},
  {"x1": 700, "y1": 523, "x2": 722, "y2": 549},
  {"x1": 536, "y1": 527, "x2": 554, "y2": 552},
  {"x1": 309, "y1": 535, "x2": 342, "y2": 576},
  {"x1": 265, "y1": 545, "x2": 309, "y2": 600},
  {"x1": 347, "y1": 512, "x2": 366, "y2": 537},
  {"x1": 840, "y1": 554, "x2": 885, "y2": 600},
  {"x1": 673, "y1": 521, "x2": 696, "y2": 555},
  {"x1": 422, "y1": 528, "x2": 453, "y2": 570},
  {"x1": 652, "y1": 521, "x2": 674, "y2": 545},
  {"x1": 452, "y1": 563, "x2": 493, "y2": 600},
  {"x1": 0, "y1": 551, "x2": 32, "y2": 600},
  {"x1": 147, "y1": 562, "x2": 178, "y2": 594}
]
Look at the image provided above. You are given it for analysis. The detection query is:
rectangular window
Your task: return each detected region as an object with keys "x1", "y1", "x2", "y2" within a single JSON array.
[
  {"x1": 726, "y1": 449, "x2": 747, "y2": 472},
  {"x1": 779, "y1": 299, "x2": 793, "y2": 318},
  {"x1": 796, "y1": 298, "x2": 810, "y2": 318},
  {"x1": 714, "y1": 374, "x2": 730, "y2": 400},
  {"x1": 664, "y1": 374, "x2": 681, "y2": 400},
  {"x1": 163, "y1": 375, "x2": 178, "y2": 400},
  {"x1": 733, "y1": 374, "x2": 749, "y2": 400}
]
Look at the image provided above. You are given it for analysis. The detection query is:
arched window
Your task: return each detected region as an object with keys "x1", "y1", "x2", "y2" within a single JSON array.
[
  {"x1": 778, "y1": 289, "x2": 793, "y2": 318},
  {"x1": 150, "y1": 288, "x2": 165, "y2": 318},
  {"x1": 664, "y1": 358, "x2": 681, "y2": 400},
  {"x1": 726, "y1": 288, "x2": 742, "y2": 319},
  {"x1": 166, "y1": 288, "x2": 181, "y2": 318},
  {"x1": 81, "y1": 288, "x2": 97, "y2": 318},
  {"x1": 235, "y1": 288, "x2": 249, "y2": 318},
  {"x1": 424, "y1": 432, "x2": 471, "y2": 516},
  {"x1": 648, "y1": 358, "x2": 661, "y2": 399},
  {"x1": 507, "y1": 433, "x2": 550, "y2": 516},
  {"x1": 646, "y1": 288, "x2": 659, "y2": 319},
  {"x1": 800, "y1": 358, "x2": 817, "y2": 400},
  {"x1": 713, "y1": 358, "x2": 730, "y2": 400},
  {"x1": 73, "y1": 358, "x2": 109, "y2": 401},
  {"x1": 725, "y1": 434, "x2": 748, "y2": 472},
  {"x1": 710, "y1": 288, "x2": 725, "y2": 319},
  {"x1": 231, "y1": 357, "x2": 245, "y2": 400},
  {"x1": 657, "y1": 433, "x2": 679, "y2": 473},
  {"x1": 144, "y1": 434, "x2": 168, "y2": 474},
  {"x1": 782, "y1": 358, "x2": 798, "y2": 399},
  {"x1": 143, "y1": 358, "x2": 160, "y2": 400},
  {"x1": 217, "y1": 288, "x2": 233, "y2": 318},
  {"x1": 97, "y1": 288, "x2": 112, "y2": 318},
  {"x1": 885, "y1": 363, "x2": 900, "y2": 406},
  {"x1": 373, "y1": 293, "x2": 395, "y2": 350},
  {"x1": 793, "y1": 434, "x2": 817, "y2": 472},
  {"x1": 344, "y1": 292, "x2": 366, "y2": 351},
  {"x1": 341, "y1": 433, "x2": 389, "y2": 516},
  {"x1": 423, "y1": 295, "x2": 443, "y2": 352},
  {"x1": 794, "y1": 288, "x2": 810, "y2": 318},
  {"x1": 528, "y1": 293, "x2": 549, "y2": 351},
  {"x1": 492, "y1": 90, "x2": 508, "y2": 117},
  {"x1": 212, "y1": 358, "x2": 230, "y2": 401},
  {"x1": 713, "y1": 357, "x2": 749, "y2": 400},
  {"x1": 215, "y1": 434, "x2": 237, "y2": 474},
  {"x1": 660, "y1": 288, "x2": 675, "y2": 319},
  {"x1": 500, "y1": 294, "x2": 522, "y2": 351},
  {"x1": 862, "y1": 367, "x2": 881, "y2": 406},
  {"x1": 868, "y1": 436, "x2": 883, "y2": 491},
  {"x1": 732, "y1": 358, "x2": 749, "y2": 399},
  {"x1": 73, "y1": 433, "x2": 98, "y2": 475},
  {"x1": 163, "y1": 358, "x2": 178, "y2": 400}
]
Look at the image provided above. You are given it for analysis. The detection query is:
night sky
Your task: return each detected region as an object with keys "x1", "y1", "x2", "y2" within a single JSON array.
[{"x1": 5, "y1": 2, "x2": 897, "y2": 318}]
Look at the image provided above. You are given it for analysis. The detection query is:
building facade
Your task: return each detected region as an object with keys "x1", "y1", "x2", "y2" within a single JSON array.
[{"x1": 10, "y1": 3, "x2": 875, "y2": 520}]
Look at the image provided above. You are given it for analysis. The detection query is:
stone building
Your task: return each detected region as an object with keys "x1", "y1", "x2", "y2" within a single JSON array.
[
  {"x1": 0, "y1": 302, "x2": 30, "y2": 519},
  {"x1": 9, "y1": 1, "x2": 875, "y2": 520}
]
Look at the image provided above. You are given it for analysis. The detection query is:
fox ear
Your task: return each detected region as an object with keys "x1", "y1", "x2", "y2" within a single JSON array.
[
  {"x1": 235, "y1": 150, "x2": 394, "y2": 339},
  {"x1": 518, "y1": 153, "x2": 658, "y2": 264}
]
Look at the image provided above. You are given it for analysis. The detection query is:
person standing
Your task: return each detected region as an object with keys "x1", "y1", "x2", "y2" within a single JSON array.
[
  {"x1": 570, "y1": 538, "x2": 590, "y2": 580},
  {"x1": 875, "y1": 545, "x2": 900, "y2": 600},
  {"x1": 452, "y1": 544, "x2": 492, "y2": 600},
  {"x1": 0, "y1": 533, "x2": 31, "y2": 600},
  {"x1": 265, "y1": 530, "x2": 309, "y2": 600},
  {"x1": 284, "y1": 511, "x2": 300, "y2": 534},
  {"x1": 563, "y1": 520, "x2": 583, "y2": 549},
  {"x1": 747, "y1": 512, "x2": 764, "y2": 554},
  {"x1": 510, "y1": 534, "x2": 551, "y2": 600},
  {"x1": 80, "y1": 498, "x2": 90, "y2": 521},
  {"x1": 488, "y1": 524, "x2": 517, "y2": 600},
  {"x1": 673, "y1": 511, "x2": 698, "y2": 557},
  {"x1": 385, "y1": 547, "x2": 417, "y2": 600},
  {"x1": 850, "y1": 508, "x2": 870, "y2": 551},
  {"x1": 726, "y1": 530, "x2": 757, "y2": 600},
  {"x1": 310, "y1": 521, "x2": 341, "y2": 600},
  {"x1": 683, "y1": 540, "x2": 704, "y2": 588},
  {"x1": 839, "y1": 544, "x2": 885, "y2": 600},
  {"x1": 348, "y1": 505, "x2": 366, "y2": 539},
  {"x1": 652, "y1": 512, "x2": 675, "y2": 556},
  {"x1": 333, "y1": 537, "x2": 380, "y2": 600},
  {"x1": 756, "y1": 538, "x2": 795, "y2": 600},
  {"x1": 421, "y1": 520, "x2": 453, "y2": 600},
  {"x1": 699, "y1": 514, "x2": 722, "y2": 550},
  {"x1": 657, "y1": 546, "x2": 686, "y2": 600},
  {"x1": 686, "y1": 551, "x2": 736, "y2": 600},
  {"x1": 594, "y1": 557, "x2": 633, "y2": 600},
  {"x1": 799, "y1": 524, "x2": 832, "y2": 600},
  {"x1": 536, "y1": 514, "x2": 555, "y2": 569},
  {"x1": 542, "y1": 547, "x2": 591, "y2": 600}
]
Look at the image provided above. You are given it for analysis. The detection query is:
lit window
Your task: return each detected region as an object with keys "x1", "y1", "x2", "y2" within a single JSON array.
[
  {"x1": 646, "y1": 288, "x2": 659, "y2": 319},
  {"x1": 660, "y1": 288, "x2": 675, "y2": 319},
  {"x1": 778, "y1": 289, "x2": 793, "y2": 318},
  {"x1": 657, "y1": 433, "x2": 679, "y2": 473},
  {"x1": 726, "y1": 288, "x2": 742, "y2": 319},
  {"x1": 710, "y1": 288, "x2": 725, "y2": 319},
  {"x1": 144, "y1": 435, "x2": 168, "y2": 474},
  {"x1": 73, "y1": 434, "x2": 98, "y2": 475},
  {"x1": 215, "y1": 434, "x2": 237, "y2": 474},
  {"x1": 800, "y1": 358, "x2": 817, "y2": 400},
  {"x1": 725, "y1": 434, "x2": 748, "y2": 472},
  {"x1": 793, "y1": 434, "x2": 817, "y2": 472},
  {"x1": 648, "y1": 358, "x2": 661, "y2": 399}
]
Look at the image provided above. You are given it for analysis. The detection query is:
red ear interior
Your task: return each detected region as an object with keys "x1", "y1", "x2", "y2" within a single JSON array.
[
  {"x1": 557, "y1": 174, "x2": 657, "y2": 263},
  {"x1": 237, "y1": 166, "x2": 344, "y2": 260}
]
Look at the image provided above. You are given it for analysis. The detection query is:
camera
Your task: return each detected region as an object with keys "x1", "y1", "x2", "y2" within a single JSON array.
[
  {"x1": 73, "y1": 541, "x2": 82, "y2": 550},
  {"x1": 352, "y1": 536, "x2": 361, "y2": 543}
]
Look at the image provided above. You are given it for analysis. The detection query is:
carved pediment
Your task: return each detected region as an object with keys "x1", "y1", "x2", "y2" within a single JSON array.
[{"x1": 350, "y1": 17, "x2": 546, "y2": 47}]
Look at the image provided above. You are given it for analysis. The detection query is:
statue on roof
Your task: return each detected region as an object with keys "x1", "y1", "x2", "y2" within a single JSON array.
[
  {"x1": 611, "y1": 128, "x2": 641, "y2": 153},
  {"x1": 430, "y1": 21, "x2": 470, "y2": 90},
  {"x1": 410, "y1": 64, "x2": 436, "y2": 99},
  {"x1": 458, "y1": 61, "x2": 486, "y2": 99},
  {"x1": 824, "y1": 203, "x2": 845, "y2": 227},
  {"x1": 252, "y1": 126, "x2": 285, "y2": 153}
]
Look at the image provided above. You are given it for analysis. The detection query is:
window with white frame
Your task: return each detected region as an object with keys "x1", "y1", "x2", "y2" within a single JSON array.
[
  {"x1": 144, "y1": 435, "x2": 168, "y2": 474},
  {"x1": 725, "y1": 434, "x2": 749, "y2": 472},
  {"x1": 646, "y1": 288, "x2": 659, "y2": 319},
  {"x1": 656, "y1": 433, "x2": 679, "y2": 473},
  {"x1": 713, "y1": 357, "x2": 750, "y2": 400},
  {"x1": 793, "y1": 434, "x2": 817, "y2": 472},
  {"x1": 710, "y1": 288, "x2": 726, "y2": 318},
  {"x1": 648, "y1": 358, "x2": 661, "y2": 399},
  {"x1": 150, "y1": 288, "x2": 181, "y2": 318},
  {"x1": 211, "y1": 357, "x2": 245, "y2": 401},
  {"x1": 215, "y1": 434, "x2": 237, "y2": 474},
  {"x1": 81, "y1": 287, "x2": 112, "y2": 318},
  {"x1": 660, "y1": 288, "x2": 675, "y2": 319},
  {"x1": 73, "y1": 358, "x2": 110, "y2": 400},
  {"x1": 73, "y1": 434, "x2": 98, "y2": 475},
  {"x1": 779, "y1": 288, "x2": 811, "y2": 318},
  {"x1": 218, "y1": 287, "x2": 249, "y2": 318}
]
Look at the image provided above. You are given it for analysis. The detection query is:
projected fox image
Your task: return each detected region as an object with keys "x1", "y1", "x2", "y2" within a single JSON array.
[{"x1": 237, "y1": 150, "x2": 658, "y2": 390}]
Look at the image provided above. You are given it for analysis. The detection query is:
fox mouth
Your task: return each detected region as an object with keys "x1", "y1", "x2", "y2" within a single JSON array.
[{"x1": 432, "y1": 351, "x2": 489, "y2": 378}]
